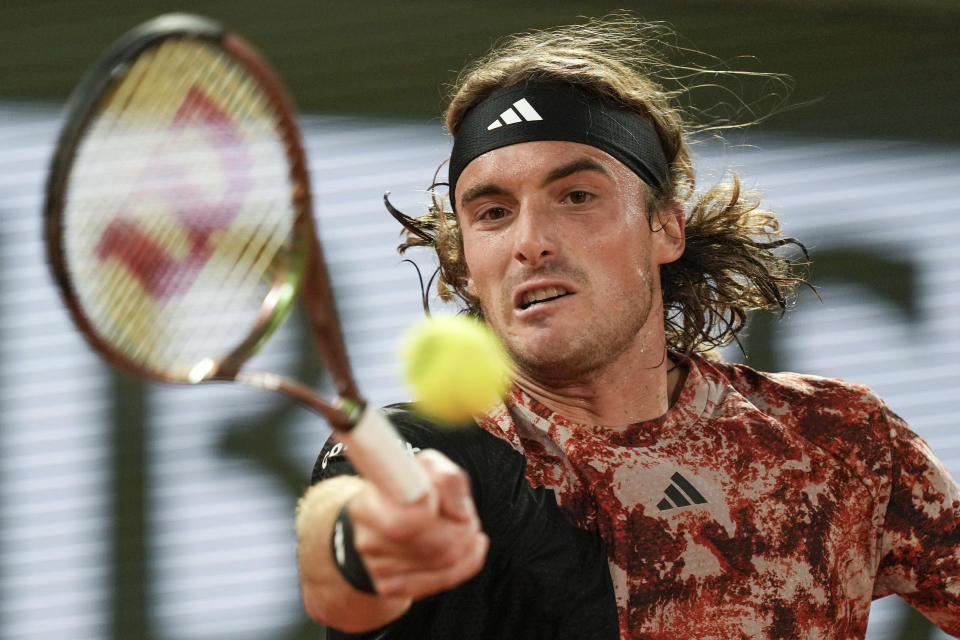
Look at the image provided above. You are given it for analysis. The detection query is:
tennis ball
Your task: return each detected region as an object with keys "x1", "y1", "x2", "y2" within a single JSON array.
[{"x1": 400, "y1": 315, "x2": 511, "y2": 425}]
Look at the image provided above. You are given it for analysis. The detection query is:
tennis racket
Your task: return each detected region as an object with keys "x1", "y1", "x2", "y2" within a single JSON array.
[{"x1": 43, "y1": 13, "x2": 429, "y2": 503}]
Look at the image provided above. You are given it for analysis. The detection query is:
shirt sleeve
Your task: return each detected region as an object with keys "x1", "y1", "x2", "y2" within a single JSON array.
[{"x1": 873, "y1": 404, "x2": 960, "y2": 635}]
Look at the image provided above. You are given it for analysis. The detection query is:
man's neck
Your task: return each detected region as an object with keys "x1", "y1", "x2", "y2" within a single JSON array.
[{"x1": 512, "y1": 344, "x2": 687, "y2": 427}]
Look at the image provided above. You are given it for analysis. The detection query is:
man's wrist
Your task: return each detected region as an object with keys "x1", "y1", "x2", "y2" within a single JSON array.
[{"x1": 330, "y1": 501, "x2": 377, "y2": 594}]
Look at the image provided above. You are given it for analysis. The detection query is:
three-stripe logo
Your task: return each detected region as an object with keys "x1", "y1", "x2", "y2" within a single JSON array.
[
  {"x1": 487, "y1": 98, "x2": 543, "y2": 130},
  {"x1": 657, "y1": 472, "x2": 708, "y2": 511}
]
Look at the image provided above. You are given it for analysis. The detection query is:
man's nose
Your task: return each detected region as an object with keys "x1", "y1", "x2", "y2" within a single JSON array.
[{"x1": 512, "y1": 203, "x2": 556, "y2": 267}]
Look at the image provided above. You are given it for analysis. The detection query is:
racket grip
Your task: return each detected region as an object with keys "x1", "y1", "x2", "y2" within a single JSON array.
[{"x1": 337, "y1": 406, "x2": 430, "y2": 503}]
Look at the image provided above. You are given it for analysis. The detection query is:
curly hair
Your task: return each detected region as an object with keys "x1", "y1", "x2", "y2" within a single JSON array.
[{"x1": 388, "y1": 14, "x2": 807, "y2": 355}]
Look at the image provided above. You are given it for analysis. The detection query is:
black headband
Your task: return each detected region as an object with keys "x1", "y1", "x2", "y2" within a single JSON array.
[{"x1": 448, "y1": 82, "x2": 669, "y2": 209}]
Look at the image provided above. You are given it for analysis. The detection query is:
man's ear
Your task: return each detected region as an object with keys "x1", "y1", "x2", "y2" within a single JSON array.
[{"x1": 653, "y1": 202, "x2": 685, "y2": 265}]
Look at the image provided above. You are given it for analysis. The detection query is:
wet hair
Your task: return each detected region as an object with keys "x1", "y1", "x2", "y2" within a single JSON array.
[{"x1": 388, "y1": 13, "x2": 808, "y2": 355}]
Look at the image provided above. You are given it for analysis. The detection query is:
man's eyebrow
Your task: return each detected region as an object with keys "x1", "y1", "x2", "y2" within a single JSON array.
[
  {"x1": 459, "y1": 157, "x2": 611, "y2": 208},
  {"x1": 459, "y1": 183, "x2": 508, "y2": 208},
  {"x1": 542, "y1": 157, "x2": 612, "y2": 185}
]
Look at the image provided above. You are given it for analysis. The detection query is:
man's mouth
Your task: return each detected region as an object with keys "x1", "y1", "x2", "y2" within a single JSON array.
[{"x1": 518, "y1": 286, "x2": 572, "y2": 310}]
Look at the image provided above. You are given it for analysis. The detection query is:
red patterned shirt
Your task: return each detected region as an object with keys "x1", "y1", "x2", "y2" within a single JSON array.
[{"x1": 476, "y1": 354, "x2": 960, "y2": 639}]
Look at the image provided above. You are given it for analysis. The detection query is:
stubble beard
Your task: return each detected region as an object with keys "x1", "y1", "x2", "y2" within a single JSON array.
[{"x1": 492, "y1": 270, "x2": 659, "y2": 388}]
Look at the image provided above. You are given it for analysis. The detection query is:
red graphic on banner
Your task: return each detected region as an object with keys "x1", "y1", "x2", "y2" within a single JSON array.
[{"x1": 95, "y1": 86, "x2": 251, "y2": 298}]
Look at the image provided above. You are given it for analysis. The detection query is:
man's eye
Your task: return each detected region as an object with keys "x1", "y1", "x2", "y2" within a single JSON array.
[
  {"x1": 479, "y1": 207, "x2": 508, "y2": 221},
  {"x1": 566, "y1": 190, "x2": 592, "y2": 205}
]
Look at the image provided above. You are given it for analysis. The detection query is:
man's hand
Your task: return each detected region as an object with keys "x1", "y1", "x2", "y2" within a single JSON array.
[
  {"x1": 349, "y1": 449, "x2": 489, "y2": 598},
  {"x1": 296, "y1": 448, "x2": 488, "y2": 632}
]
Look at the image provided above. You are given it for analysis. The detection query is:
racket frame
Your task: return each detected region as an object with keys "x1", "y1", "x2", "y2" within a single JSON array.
[
  {"x1": 45, "y1": 13, "x2": 319, "y2": 394},
  {"x1": 44, "y1": 13, "x2": 430, "y2": 502}
]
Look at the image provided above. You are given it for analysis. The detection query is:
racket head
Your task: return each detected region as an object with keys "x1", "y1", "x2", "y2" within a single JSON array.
[{"x1": 44, "y1": 13, "x2": 315, "y2": 385}]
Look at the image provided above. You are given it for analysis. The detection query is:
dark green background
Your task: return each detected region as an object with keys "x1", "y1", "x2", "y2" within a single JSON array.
[{"x1": 2, "y1": 0, "x2": 958, "y2": 140}]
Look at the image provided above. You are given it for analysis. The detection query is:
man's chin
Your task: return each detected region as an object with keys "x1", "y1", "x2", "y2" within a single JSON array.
[
  {"x1": 509, "y1": 341, "x2": 606, "y2": 385},
  {"x1": 496, "y1": 315, "x2": 600, "y2": 375}
]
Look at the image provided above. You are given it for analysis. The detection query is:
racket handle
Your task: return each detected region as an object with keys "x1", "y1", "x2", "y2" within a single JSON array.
[{"x1": 337, "y1": 407, "x2": 431, "y2": 503}]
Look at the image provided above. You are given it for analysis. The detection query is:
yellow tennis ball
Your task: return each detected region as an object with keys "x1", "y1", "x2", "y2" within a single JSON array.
[{"x1": 400, "y1": 315, "x2": 511, "y2": 424}]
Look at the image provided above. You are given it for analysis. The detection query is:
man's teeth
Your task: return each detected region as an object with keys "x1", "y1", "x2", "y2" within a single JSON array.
[{"x1": 520, "y1": 286, "x2": 569, "y2": 308}]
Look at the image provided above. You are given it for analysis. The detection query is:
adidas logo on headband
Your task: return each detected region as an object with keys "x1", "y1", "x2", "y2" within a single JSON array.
[
  {"x1": 450, "y1": 82, "x2": 669, "y2": 209},
  {"x1": 487, "y1": 98, "x2": 543, "y2": 130}
]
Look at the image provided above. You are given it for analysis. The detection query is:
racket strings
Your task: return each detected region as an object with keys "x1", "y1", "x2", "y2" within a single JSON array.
[
  {"x1": 72, "y1": 44, "x2": 233, "y2": 368},
  {"x1": 167, "y1": 43, "x2": 298, "y2": 368},
  {"x1": 64, "y1": 38, "x2": 303, "y2": 380}
]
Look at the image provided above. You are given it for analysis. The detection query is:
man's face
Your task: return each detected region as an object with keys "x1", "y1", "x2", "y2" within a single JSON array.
[{"x1": 455, "y1": 141, "x2": 683, "y2": 383}]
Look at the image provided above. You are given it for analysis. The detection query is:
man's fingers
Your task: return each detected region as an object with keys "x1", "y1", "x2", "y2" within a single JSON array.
[
  {"x1": 361, "y1": 521, "x2": 482, "y2": 575},
  {"x1": 355, "y1": 514, "x2": 480, "y2": 560},
  {"x1": 350, "y1": 490, "x2": 435, "y2": 542},
  {"x1": 375, "y1": 531, "x2": 490, "y2": 599},
  {"x1": 417, "y1": 449, "x2": 476, "y2": 522},
  {"x1": 350, "y1": 449, "x2": 476, "y2": 538}
]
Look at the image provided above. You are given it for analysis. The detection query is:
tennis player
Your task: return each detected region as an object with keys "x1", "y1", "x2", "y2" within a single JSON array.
[{"x1": 296, "y1": 15, "x2": 960, "y2": 639}]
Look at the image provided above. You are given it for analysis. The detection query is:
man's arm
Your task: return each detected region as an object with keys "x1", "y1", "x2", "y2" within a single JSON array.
[
  {"x1": 873, "y1": 407, "x2": 960, "y2": 636},
  {"x1": 295, "y1": 450, "x2": 489, "y2": 633},
  {"x1": 296, "y1": 474, "x2": 409, "y2": 632}
]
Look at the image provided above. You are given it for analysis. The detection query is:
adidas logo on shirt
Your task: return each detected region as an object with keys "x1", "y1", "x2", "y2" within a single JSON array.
[
  {"x1": 657, "y1": 472, "x2": 708, "y2": 511},
  {"x1": 487, "y1": 98, "x2": 543, "y2": 130}
]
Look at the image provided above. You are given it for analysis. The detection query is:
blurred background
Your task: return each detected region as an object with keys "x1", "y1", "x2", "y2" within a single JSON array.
[{"x1": 1, "y1": 1, "x2": 958, "y2": 639}]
